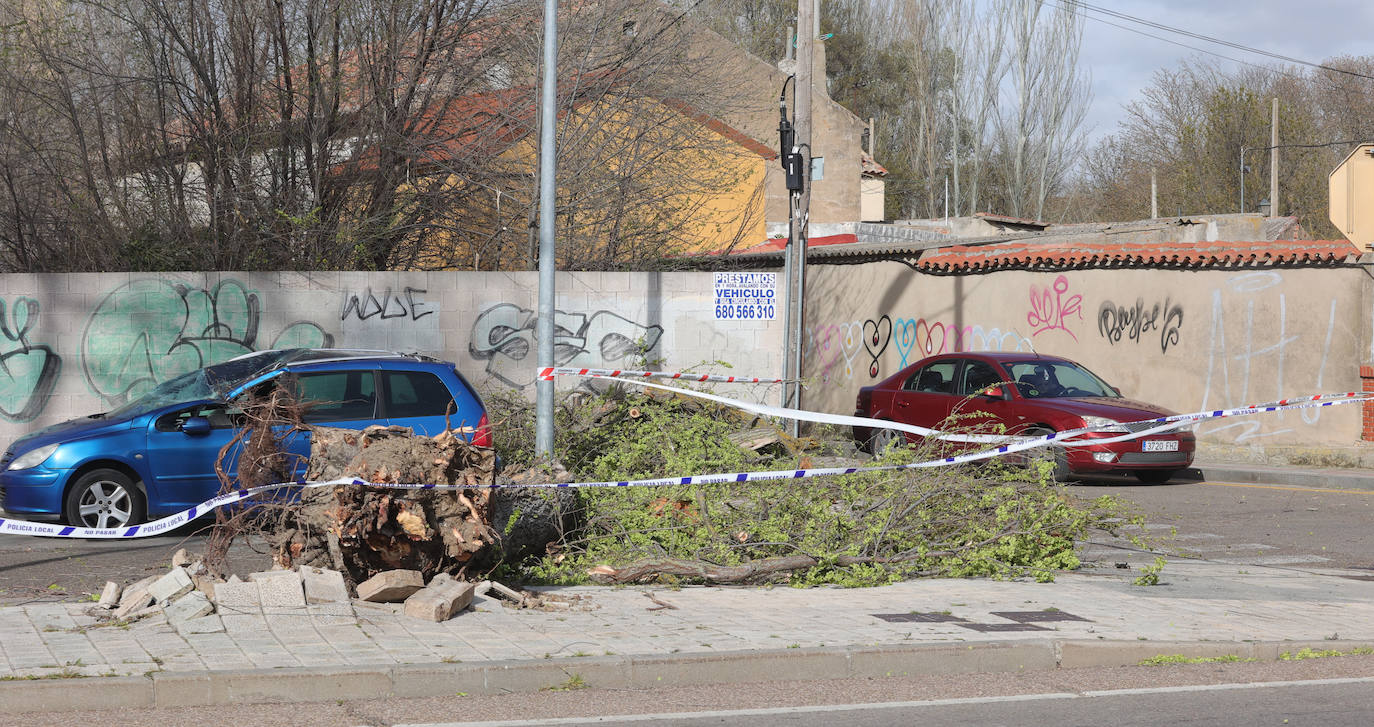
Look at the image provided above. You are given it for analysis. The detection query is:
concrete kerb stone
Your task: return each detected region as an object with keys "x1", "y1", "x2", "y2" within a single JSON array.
[
  {"x1": 626, "y1": 649, "x2": 851, "y2": 688},
  {"x1": 151, "y1": 667, "x2": 395, "y2": 708},
  {"x1": 846, "y1": 641, "x2": 1058, "y2": 677},
  {"x1": 0, "y1": 676, "x2": 154, "y2": 713},
  {"x1": 7, "y1": 638, "x2": 1374, "y2": 714}
]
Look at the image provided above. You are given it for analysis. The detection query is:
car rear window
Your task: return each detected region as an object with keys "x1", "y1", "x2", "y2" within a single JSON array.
[
  {"x1": 294, "y1": 371, "x2": 378, "y2": 422},
  {"x1": 383, "y1": 371, "x2": 456, "y2": 419}
]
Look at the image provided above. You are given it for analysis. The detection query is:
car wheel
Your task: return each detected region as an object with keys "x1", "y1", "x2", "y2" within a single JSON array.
[
  {"x1": 1134, "y1": 469, "x2": 1178, "y2": 485},
  {"x1": 63, "y1": 469, "x2": 146, "y2": 529},
  {"x1": 1024, "y1": 427, "x2": 1070, "y2": 482},
  {"x1": 869, "y1": 427, "x2": 903, "y2": 455}
]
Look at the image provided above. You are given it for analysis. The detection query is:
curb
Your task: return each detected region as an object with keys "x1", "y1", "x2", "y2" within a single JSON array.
[
  {"x1": 1192, "y1": 463, "x2": 1374, "y2": 491},
  {"x1": 4, "y1": 639, "x2": 1372, "y2": 714}
]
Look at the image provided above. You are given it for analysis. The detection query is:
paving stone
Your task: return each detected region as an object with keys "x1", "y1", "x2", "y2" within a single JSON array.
[
  {"x1": 404, "y1": 581, "x2": 475, "y2": 622},
  {"x1": 302, "y1": 568, "x2": 349, "y2": 604},
  {"x1": 96, "y1": 581, "x2": 122, "y2": 609},
  {"x1": 357, "y1": 570, "x2": 424, "y2": 602},
  {"x1": 213, "y1": 579, "x2": 262, "y2": 615},
  {"x1": 256, "y1": 572, "x2": 306, "y2": 613},
  {"x1": 165, "y1": 591, "x2": 214, "y2": 625},
  {"x1": 147, "y1": 567, "x2": 194, "y2": 605},
  {"x1": 176, "y1": 614, "x2": 225, "y2": 635}
]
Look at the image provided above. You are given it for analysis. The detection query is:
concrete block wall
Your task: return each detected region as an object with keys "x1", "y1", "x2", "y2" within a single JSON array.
[
  {"x1": 803, "y1": 264, "x2": 1371, "y2": 449},
  {"x1": 0, "y1": 271, "x2": 784, "y2": 448}
]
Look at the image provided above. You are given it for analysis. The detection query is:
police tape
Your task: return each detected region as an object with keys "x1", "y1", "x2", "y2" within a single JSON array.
[
  {"x1": 1, "y1": 389, "x2": 1370, "y2": 539},
  {"x1": 537, "y1": 366, "x2": 787, "y2": 384}
]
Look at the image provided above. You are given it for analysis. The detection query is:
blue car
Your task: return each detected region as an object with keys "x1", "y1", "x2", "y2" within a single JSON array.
[{"x1": 0, "y1": 349, "x2": 492, "y2": 528}]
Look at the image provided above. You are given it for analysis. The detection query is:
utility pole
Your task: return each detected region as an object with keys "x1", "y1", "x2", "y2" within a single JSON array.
[
  {"x1": 1150, "y1": 168, "x2": 1158, "y2": 219},
  {"x1": 534, "y1": 0, "x2": 558, "y2": 456},
  {"x1": 1270, "y1": 97, "x2": 1279, "y2": 216},
  {"x1": 783, "y1": 0, "x2": 813, "y2": 427}
]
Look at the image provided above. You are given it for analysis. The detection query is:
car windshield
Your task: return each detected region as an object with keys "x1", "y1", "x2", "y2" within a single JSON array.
[
  {"x1": 102, "y1": 349, "x2": 306, "y2": 419},
  {"x1": 1006, "y1": 360, "x2": 1119, "y2": 399}
]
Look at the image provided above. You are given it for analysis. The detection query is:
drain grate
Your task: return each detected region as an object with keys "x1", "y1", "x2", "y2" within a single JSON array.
[
  {"x1": 956, "y1": 622, "x2": 1050, "y2": 632},
  {"x1": 873, "y1": 612, "x2": 968, "y2": 623},
  {"x1": 990, "y1": 610, "x2": 1092, "y2": 623}
]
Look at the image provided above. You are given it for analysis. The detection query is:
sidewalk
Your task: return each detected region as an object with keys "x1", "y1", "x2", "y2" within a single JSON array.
[{"x1": 3, "y1": 555, "x2": 1374, "y2": 714}]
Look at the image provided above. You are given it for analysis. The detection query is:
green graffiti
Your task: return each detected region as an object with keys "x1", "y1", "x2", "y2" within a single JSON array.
[
  {"x1": 82, "y1": 279, "x2": 333, "y2": 404},
  {"x1": 0, "y1": 297, "x2": 61, "y2": 421}
]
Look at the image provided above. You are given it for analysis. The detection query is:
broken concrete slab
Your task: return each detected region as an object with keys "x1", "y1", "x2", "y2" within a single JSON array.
[
  {"x1": 485, "y1": 581, "x2": 527, "y2": 605},
  {"x1": 113, "y1": 590, "x2": 153, "y2": 620},
  {"x1": 171, "y1": 548, "x2": 194, "y2": 568},
  {"x1": 96, "y1": 582, "x2": 122, "y2": 609},
  {"x1": 120, "y1": 575, "x2": 158, "y2": 605},
  {"x1": 165, "y1": 591, "x2": 214, "y2": 624},
  {"x1": 357, "y1": 570, "x2": 424, "y2": 602},
  {"x1": 147, "y1": 567, "x2": 194, "y2": 605},
  {"x1": 403, "y1": 580, "x2": 475, "y2": 622},
  {"x1": 301, "y1": 568, "x2": 349, "y2": 604}
]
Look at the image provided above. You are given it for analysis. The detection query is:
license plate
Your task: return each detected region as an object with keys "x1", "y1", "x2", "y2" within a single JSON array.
[{"x1": 1142, "y1": 440, "x2": 1179, "y2": 452}]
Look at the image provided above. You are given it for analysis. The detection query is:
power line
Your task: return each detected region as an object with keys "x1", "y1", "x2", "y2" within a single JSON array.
[{"x1": 1056, "y1": 0, "x2": 1374, "y2": 83}]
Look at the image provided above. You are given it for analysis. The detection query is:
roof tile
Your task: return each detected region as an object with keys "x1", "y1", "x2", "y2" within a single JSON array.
[{"x1": 915, "y1": 239, "x2": 1361, "y2": 274}]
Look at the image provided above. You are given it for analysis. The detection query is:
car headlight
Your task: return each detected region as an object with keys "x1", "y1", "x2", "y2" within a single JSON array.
[
  {"x1": 1080, "y1": 416, "x2": 1128, "y2": 433},
  {"x1": 8, "y1": 443, "x2": 58, "y2": 470}
]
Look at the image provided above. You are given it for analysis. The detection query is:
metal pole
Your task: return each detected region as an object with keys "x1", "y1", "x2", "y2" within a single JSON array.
[
  {"x1": 786, "y1": 0, "x2": 813, "y2": 434},
  {"x1": 534, "y1": 0, "x2": 558, "y2": 456}
]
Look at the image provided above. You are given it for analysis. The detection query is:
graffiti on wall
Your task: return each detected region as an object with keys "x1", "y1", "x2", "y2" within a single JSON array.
[
  {"x1": 82, "y1": 279, "x2": 334, "y2": 405},
  {"x1": 340, "y1": 287, "x2": 436, "y2": 322},
  {"x1": 1199, "y1": 271, "x2": 1336, "y2": 441},
  {"x1": 863, "y1": 315, "x2": 891, "y2": 378},
  {"x1": 1027, "y1": 275, "x2": 1082, "y2": 340},
  {"x1": 468, "y1": 303, "x2": 665, "y2": 387},
  {"x1": 808, "y1": 317, "x2": 1032, "y2": 382},
  {"x1": 1097, "y1": 298, "x2": 1185, "y2": 354},
  {"x1": 0, "y1": 297, "x2": 61, "y2": 422}
]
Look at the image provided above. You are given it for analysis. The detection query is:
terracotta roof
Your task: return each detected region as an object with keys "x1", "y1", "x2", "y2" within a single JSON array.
[
  {"x1": 694, "y1": 233, "x2": 859, "y2": 257},
  {"x1": 916, "y1": 239, "x2": 1362, "y2": 275},
  {"x1": 860, "y1": 151, "x2": 887, "y2": 177}
]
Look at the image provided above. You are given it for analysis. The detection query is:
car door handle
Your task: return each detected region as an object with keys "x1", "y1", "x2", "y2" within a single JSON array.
[{"x1": 897, "y1": 400, "x2": 910, "y2": 407}]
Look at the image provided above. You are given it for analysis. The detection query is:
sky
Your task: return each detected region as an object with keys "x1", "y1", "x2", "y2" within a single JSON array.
[{"x1": 1072, "y1": 0, "x2": 1374, "y2": 145}]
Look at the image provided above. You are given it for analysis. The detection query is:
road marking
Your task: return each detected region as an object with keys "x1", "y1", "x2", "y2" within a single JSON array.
[
  {"x1": 1204, "y1": 481, "x2": 1374, "y2": 496},
  {"x1": 392, "y1": 677, "x2": 1374, "y2": 726}
]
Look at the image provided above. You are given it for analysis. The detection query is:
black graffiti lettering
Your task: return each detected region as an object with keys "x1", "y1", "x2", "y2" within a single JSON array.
[
  {"x1": 469, "y1": 303, "x2": 664, "y2": 387},
  {"x1": 341, "y1": 287, "x2": 435, "y2": 321},
  {"x1": 1098, "y1": 298, "x2": 1185, "y2": 354}
]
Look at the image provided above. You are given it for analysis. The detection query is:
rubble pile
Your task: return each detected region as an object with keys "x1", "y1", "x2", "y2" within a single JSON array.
[{"x1": 89, "y1": 548, "x2": 535, "y2": 634}]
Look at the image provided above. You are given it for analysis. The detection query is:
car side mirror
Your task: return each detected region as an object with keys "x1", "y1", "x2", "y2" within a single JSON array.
[
  {"x1": 980, "y1": 386, "x2": 1007, "y2": 400},
  {"x1": 180, "y1": 416, "x2": 212, "y2": 436},
  {"x1": 1111, "y1": 386, "x2": 1122, "y2": 396}
]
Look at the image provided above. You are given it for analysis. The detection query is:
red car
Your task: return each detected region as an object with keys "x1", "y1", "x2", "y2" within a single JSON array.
[{"x1": 852, "y1": 352, "x2": 1195, "y2": 484}]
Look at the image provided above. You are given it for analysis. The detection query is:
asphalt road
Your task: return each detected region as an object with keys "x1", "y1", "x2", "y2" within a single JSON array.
[
  {"x1": 8, "y1": 655, "x2": 1374, "y2": 726},
  {"x1": 1070, "y1": 475, "x2": 1374, "y2": 572},
  {"x1": 0, "y1": 520, "x2": 273, "y2": 606}
]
